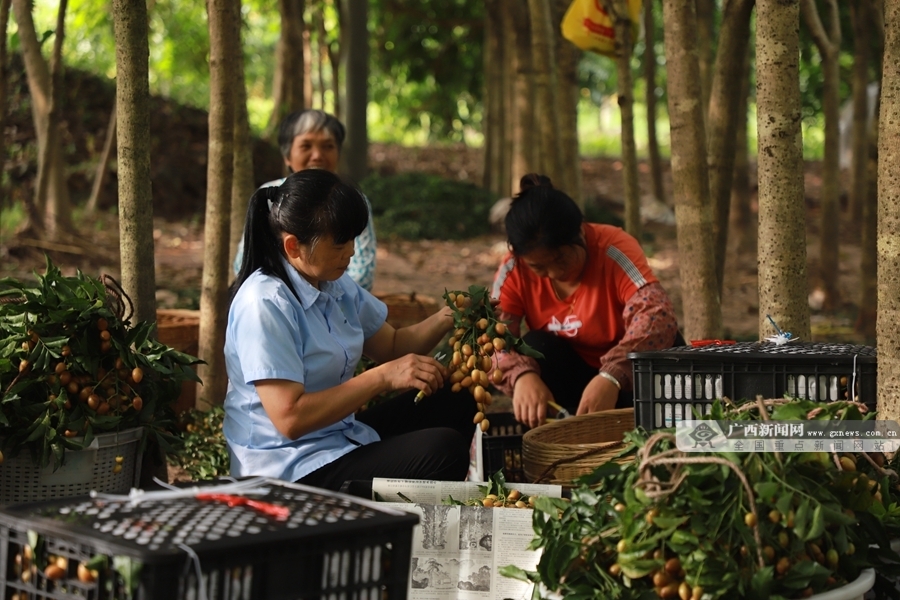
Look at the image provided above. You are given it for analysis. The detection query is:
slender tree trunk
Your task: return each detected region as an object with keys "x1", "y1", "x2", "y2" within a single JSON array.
[
  {"x1": 314, "y1": 3, "x2": 327, "y2": 109},
  {"x1": 728, "y1": 50, "x2": 756, "y2": 255},
  {"x1": 509, "y1": 0, "x2": 536, "y2": 192},
  {"x1": 849, "y1": 2, "x2": 871, "y2": 230},
  {"x1": 602, "y1": 0, "x2": 641, "y2": 241},
  {"x1": 707, "y1": 0, "x2": 754, "y2": 297},
  {"x1": 858, "y1": 124, "x2": 878, "y2": 342},
  {"x1": 756, "y1": 0, "x2": 810, "y2": 341},
  {"x1": 328, "y1": 36, "x2": 341, "y2": 119},
  {"x1": 643, "y1": 0, "x2": 665, "y2": 206},
  {"x1": 483, "y1": 0, "x2": 503, "y2": 196},
  {"x1": 113, "y1": 0, "x2": 155, "y2": 325},
  {"x1": 302, "y1": 16, "x2": 313, "y2": 109},
  {"x1": 801, "y1": 0, "x2": 841, "y2": 312},
  {"x1": 877, "y1": 0, "x2": 900, "y2": 422},
  {"x1": 0, "y1": 0, "x2": 10, "y2": 212},
  {"x1": 230, "y1": 8, "x2": 254, "y2": 269},
  {"x1": 86, "y1": 100, "x2": 117, "y2": 213},
  {"x1": 555, "y1": 0, "x2": 583, "y2": 208},
  {"x1": 500, "y1": 0, "x2": 516, "y2": 197},
  {"x1": 269, "y1": 0, "x2": 306, "y2": 134},
  {"x1": 527, "y1": 0, "x2": 564, "y2": 187},
  {"x1": 16, "y1": 0, "x2": 72, "y2": 237},
  {"x1": 695, "y1": 0, "x2": 715, "y2": 120},
  {"x1": 198, "y1": 0, "x2": 239, "y2": 408},
  {"x1": 662, "y1": 0, "x2": 723, "y2": 340},
  {"x1": 339, "y1": 0, "x2": 368, "y2": 183}
]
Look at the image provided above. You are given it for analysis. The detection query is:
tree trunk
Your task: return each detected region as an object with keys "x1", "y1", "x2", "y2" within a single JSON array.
[
  {"x1": 13, "y1": 0, "x2": 72, "y2": 237},
  {"x1": 662, "y1": 0, "x2": 723, "y2": 340},
  {"x1": 198, "y1": 0, "x2": 239, "y2": 408},
  {"x1": 269, "y1": 0, "x2": 306, "y2": 134},
  {"x1": 339, "y1": 0, "x2": 368, "y2": 183},
  {"x1": 112, "y1": 0, "x2": 156, "y2": 326},
  {"x1": 643, "y1": 0, "x2": 665, "y2": 206},
  {"x1": 0, "y1": 0, "x2": 10, "y2": 212},
  {"x1": 858, "y1": 127, "x2": 878, "y2": 342},
  {"x1": 707, "y1": 0, "x2": 754, "y2": 297},
  {"x1": 756, "y1": 0, "x2": 810, "y2": 341},
  {"x1": 327, "y1": 29, "x2": 341, "y2": 120},
  {"x1": 508, "y1": 0, "x2": 536, "y2": 192},
  {"x1": 314, "y1": 3, "x2": 327, "y2": 109},
  {"x1": 483, "y1": 0, "x2": 505, "y2": 196},
  {"x1": 602, "y1": 0, "x2": 641, "y2": 241},
  {"x1": 877, "y1": 0, "x2": 900, "y2": 422},
  {"x1": 555, "y1": 0, "x2": 583, "y2": 208},
  {"x1": 230, "y1": 7, "x2": 255, "y2": 269},
  {"x1": 695, "y1": 0, "x2": 715, "y2": 119},
  {"x1": 527, "y1": 0, "x2": 564, "y2": 187},
  {"x1": 86, "y1": 100, "x2": 117, "y2": 213},
  {"x1": 728, "y1": 50, "x2": 756, "y2": 255},
  {"x1": 801, "y1": 0, "x2": 841, "y2": 312},
  {"x1": 500, "y1": 0, "x2": 516, "y2": 197},
  {"x1": 849, "y1": 2, "x2": 871, "y2": 231},
  {"x1": 302, "y1": 13, "x2": 313, "y2": 109}
]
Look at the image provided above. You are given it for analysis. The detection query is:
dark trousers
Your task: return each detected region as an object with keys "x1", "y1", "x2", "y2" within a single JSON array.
[
  {"x1": 297, "y1": 387, "x2": 477, "y2": 491},
  {"x1": 522, "y1": 329, "x2": 635, "y2": 415}
]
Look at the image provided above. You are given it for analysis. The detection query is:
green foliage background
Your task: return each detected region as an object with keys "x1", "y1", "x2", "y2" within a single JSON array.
[{"x1": 14, "y1": 0, "x2": 878, "y2": 156}]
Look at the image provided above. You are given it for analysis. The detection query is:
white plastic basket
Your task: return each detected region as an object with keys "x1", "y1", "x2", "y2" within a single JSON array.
[{"x1": 0, "y1": 427, "x2": 143, "y2": 505}]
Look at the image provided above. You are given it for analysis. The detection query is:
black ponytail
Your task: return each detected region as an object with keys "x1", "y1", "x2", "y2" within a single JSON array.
[{"x1": 229, "y1": 170, "x2": 369, "y2": 300}]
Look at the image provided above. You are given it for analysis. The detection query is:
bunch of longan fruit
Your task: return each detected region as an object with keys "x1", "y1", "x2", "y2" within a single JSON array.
[{"x1": 441, "y1": 287, "x2": 540, "y2": 434}]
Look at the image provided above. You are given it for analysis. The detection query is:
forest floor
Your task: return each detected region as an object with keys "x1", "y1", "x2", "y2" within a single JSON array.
[{"x1": 0, "y1": 143, "x2": 867, "y2": 345}]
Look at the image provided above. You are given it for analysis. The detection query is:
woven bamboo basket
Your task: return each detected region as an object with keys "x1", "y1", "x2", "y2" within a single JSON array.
[
  {"x1": 375, "y1": 293, "x2": 439, "y2": 329},
  {"x1": 522, "y1": 408, "x2": 635, "y2": 487},
  {"x1": 156, "y1": 309, "x2": 200, "y2": 414}
]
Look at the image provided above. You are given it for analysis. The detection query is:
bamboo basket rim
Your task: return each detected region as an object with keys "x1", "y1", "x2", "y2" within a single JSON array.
[{"x1": 523, "y1": 408, "x2": 635, "y2": 485}]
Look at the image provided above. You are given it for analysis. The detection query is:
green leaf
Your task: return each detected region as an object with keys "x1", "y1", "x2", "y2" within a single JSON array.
[{"x1": 805, "y1": 504, "x2": 826, "y2": 542}]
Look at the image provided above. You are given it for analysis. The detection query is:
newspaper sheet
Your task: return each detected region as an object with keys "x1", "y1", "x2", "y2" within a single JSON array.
[{"x1": 373, "y1": 478, "x2": 562, "y2": 600}]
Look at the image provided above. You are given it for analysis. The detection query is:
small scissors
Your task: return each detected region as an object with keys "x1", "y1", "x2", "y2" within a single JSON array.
[{"x1": 414, "y1": 352, "x2": 448, "y2": 403}]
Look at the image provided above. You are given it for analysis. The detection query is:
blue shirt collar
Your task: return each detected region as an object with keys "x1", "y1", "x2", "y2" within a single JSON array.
[{"x1": 280, "y1": 256, "x2": 346, "y2": 310}]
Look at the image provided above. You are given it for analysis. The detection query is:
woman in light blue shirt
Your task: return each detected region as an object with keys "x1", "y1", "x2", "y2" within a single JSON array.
[
  {"x1": 225, "y1": 169, "x2": 476, "y2": 490},
  {"x1": 232, "y1": 109, "x2": 376, "y2": 290}
]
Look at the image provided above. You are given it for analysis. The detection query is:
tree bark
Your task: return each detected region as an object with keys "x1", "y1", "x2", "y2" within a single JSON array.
[
  {"x1": 728, "y1": 50, "x2": 756, "y2": 255},
  {"x1": 801, "y1": 0, "x2": 841, "y2": 312},
  {"x1": 483, "y1": 0, "x2": 504, "y2": 196},
  {"x1": 86, "y1": 99, "x2": 117, "y2": 213},
  {"x1": 602, "y1": 0, "x2": 641, "y2": 241},
  {"x1": 339, "y1": 0, "x2": 368, "y2": 184},
  {"x1": 555, "y1": 0, "x2": 583, "y2": 208},
  {"x1": 877, "y1": 0, "x2": 900, "y2": 422},
  {"x1": 314, "y1": 3, "x2": 327, "y2": 109},
  {"x1": 230, "y1": 6, "x2": 255, "y2": 269},
  {"x1": 113, "y1": 0, "x2": 156, "y2": 326},
  {"x1": 695, "y1": 0, "x2": 715, "y2": 118},
  {"x1": 707, "y1": 0, "x2": 754, "y2": 297},
  {"x1": 269, "y1": 0, "x2": 306, "y2": 134},
  {"x1": 858, "y1": 125, "x2": 878, "y2": 342},
  {"x1": 849, "y1": 2, "x2": 871, "y2": 231},
  {"x1": 643, "y1": 0, "x2": 665, "y2": 206},
  {"x1": 198, "y1": 0, "x2": 239, "y2": 408},
  {"x1": 527, "y1": 0, "x2": 564, "y2": 187},
  {"x1": 13, "y1": 0, "x2": 72, "y2": 237},
  {"x1": 508, "y1": 0, "x2": 536, "y2": 192},
  {"x1": 0, "y1": 0, "x2": 10, "y2": 212},
  {"x1": 756, "y1": 0, "x2": 810, "y2": 341},
  {"x1": 662, "y1": 0, "x2": 722, "y2": 340},
  {"x1": 302, "y1": 13, "x2": 313, "y2": 109},
  {"x1": 327, "y1": 17, "x2": 341, "y2": 120},
  {"x1": 500, "y1": 0, "x2": 516, "y2": 197}
]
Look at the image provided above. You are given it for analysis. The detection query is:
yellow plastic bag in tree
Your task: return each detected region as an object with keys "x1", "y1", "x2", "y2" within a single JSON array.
[{"x1": 561, "y1": 0, "x2": 642, "y2": 58}]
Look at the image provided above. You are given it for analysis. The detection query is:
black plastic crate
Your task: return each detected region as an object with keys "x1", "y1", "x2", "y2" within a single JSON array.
[
  {"x1": 482, "y1": 412, "x2": 530, "y2": 483},
  {"x1": 0, "y1": 478, "x2": 418, "y2": 600},
  {"x1": 628, "y1": 342, "x2": 877, "y2": 431}
]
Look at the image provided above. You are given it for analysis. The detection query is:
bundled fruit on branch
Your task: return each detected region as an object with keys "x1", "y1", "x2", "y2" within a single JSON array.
[
  {"x1": 443, "y1": 470, "x2": 547, "y2": 510},
  {"x1": 441, "y1": 285, "x2": 541, "y2": 431},
  {"x1": 0, "y1": 258, "x2": 201, "y2": 469}
]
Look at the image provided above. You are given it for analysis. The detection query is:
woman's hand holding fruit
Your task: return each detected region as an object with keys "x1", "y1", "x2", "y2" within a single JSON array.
[{"x1": 378, "y1": 353, "x2": 448, "y2": 397}]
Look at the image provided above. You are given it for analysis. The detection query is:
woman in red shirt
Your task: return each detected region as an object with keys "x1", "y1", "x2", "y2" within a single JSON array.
[{"x1": 491, "y1": 174, "x2": 682, "y2": 428}]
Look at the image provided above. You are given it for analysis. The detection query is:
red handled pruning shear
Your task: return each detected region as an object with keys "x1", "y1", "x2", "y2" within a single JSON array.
[
  {"x1": 690, "y1": 339, "x2": 736, "y2": 347},
  {"x1": 196, "y1": 493, "x2": 291, "y2": 520}
]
